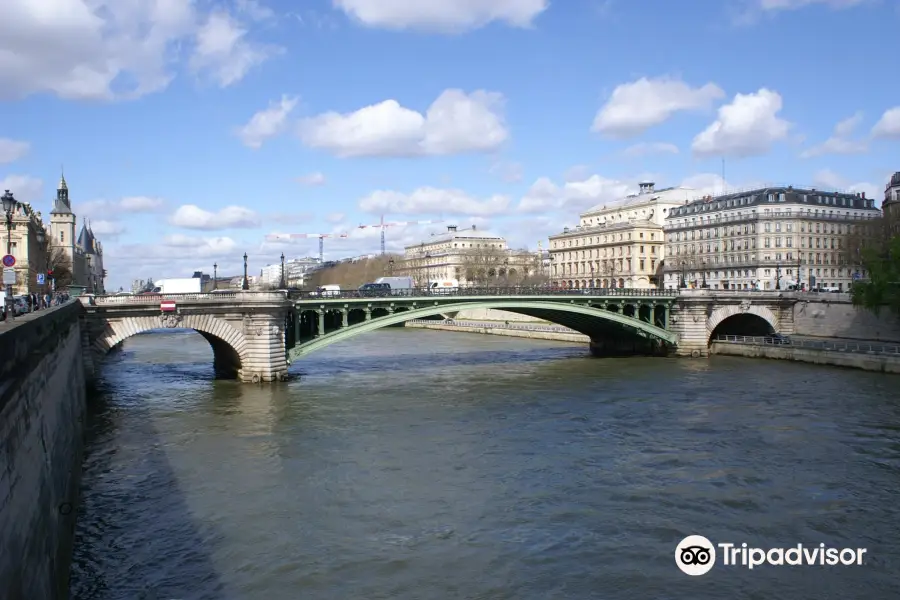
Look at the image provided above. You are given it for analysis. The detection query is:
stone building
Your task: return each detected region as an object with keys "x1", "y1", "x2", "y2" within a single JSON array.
[
  {"x1": 662, "y1": 185, "x2": 880, "y2": 291},
  {"x1": 883, "y1": 172, "x2": 900, "y2": 225},
  {"x1": 400, "y1": 225, "x2": 538, "y2": 286},
  {"x1": 2, "y1": 193, "x2": 53, "y2": 297},
  {"x1": 548, "y1": 182, "x2": 695, "y2": 289},
  {"x1": 48, "y1": 174, "x2": 106, "y2": 294}
]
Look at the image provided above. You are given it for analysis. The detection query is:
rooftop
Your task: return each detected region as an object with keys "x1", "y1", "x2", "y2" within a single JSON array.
[
  {"x1": 583, "y1": 182, "x2": 697, "y2": 215},
  {"x1": 408, "y1": 225, "x2": 504, "y2": 247},
  {"x1": 667, "y1": 184, "x2": 876, "y2": 218}
]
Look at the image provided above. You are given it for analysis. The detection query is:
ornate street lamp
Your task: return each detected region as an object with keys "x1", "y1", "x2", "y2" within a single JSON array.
[
  {"x1": 701, "y1": 259, "x2": 708, "y2": 288},
  {"x1": 2, "y1": 190, "x2": 18, "y2": 320},
  {"x1": 242, "y1": 253, "x2": 250, "y2": 290},
  {"x1": 280, "y1": 252, "x2": 286, "y2": 289},
  {"x1": 35, "y1": 229, "x2": 46, "y2": 302},
  {"x1": 775, "y1": 263, "x2": 782, "y2": 290},
  {"x1": 680, "y1": 260, "x2": 687, "y2": 288},
  {"x1": 388, "y1": 257, "x2": 394, "y2": 276},
  {"x1": 213, "y1": 263, "x2": 218, "y2": 290}
]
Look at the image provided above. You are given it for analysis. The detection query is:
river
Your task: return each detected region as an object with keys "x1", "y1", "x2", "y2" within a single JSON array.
[{"x1": 69, "y1": 328, "x2": 900, "y2": 600}]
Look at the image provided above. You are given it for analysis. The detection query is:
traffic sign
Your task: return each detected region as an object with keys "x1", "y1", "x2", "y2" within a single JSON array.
[
  {"x1": 37, "y1": 273, "x2": 45, "y2": 285},
  {"x1": 1, "y1": 254, "x2": 14, "y2": 268},
  {"x1": 853, "y1": 272, "x2": 861, "y2": 280},
  {"x1": 160, "y1": 301, "x2": 177, "y2": 312},
  {"x1": 2, "y1": 268, "x2": 15, "y2": 285}
]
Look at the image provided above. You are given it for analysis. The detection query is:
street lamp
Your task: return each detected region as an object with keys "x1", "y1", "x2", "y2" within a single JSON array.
[
  {"x1": 590, "y1": 263, "x2": 595, "y2": 289},
  {"x1": 701, "y1": 259, "x2": 707, "y2": 288},
  {"x1": 213, "y1": 263, "x2": 218, "y2": 289},
  {"x1": 503, "y1": 258, "x2": 509, "y2": 287},
  {"x1": 775, "y1": 263, "x2": 782, "y2": 290},
  {"x1": 35, "y1": 229, "x2": 46, "y2": 305},
  {"x1": 388, "y1": 257, "x2": 394, "y2": 276},
  {"x1": 242, "y1": 253, "x2": 249, "y2": 290},
  {"x1": 2, "y1": 190, "x2": 18, "y2": 320},
  {"x1": 680, "y1": 260, "x2": 687, "y2": 288},
  {"x1": 280, "y1": 252, "x2": 286, "y2": 289}
]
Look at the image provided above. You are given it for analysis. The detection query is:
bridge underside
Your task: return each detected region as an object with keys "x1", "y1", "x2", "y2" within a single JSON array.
[{"x1": 286, "y1": 300, "x2": 677, "y2": 360}]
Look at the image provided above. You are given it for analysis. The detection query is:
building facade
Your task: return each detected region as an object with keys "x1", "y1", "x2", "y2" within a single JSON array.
[
  {"x1": 884, "y1": 172, "x2": 900, "y2": 225},
  {"x1": 3, "y1": 197, "x2": 52, "y2": 298},
  {"x1": 548, "y1": 182, "x2": 695, "y2": 289},
  {"x1": 663, "y1": 185, "x2": 880, "y2": 291},
  {"x1": 400, "y1": 225, "x2": 538, "y2": 286},
  {"x1": 49, "y1": 174, "x2": 106, "y2": 294}
]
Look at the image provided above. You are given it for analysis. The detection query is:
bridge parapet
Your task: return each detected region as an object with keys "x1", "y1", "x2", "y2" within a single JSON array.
[{"x1": 85, "y1": 291, "x2": 289, "y2": 306}]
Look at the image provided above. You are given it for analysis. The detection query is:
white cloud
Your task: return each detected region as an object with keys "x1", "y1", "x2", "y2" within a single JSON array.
[
  {"x1": 757, "y1": 0, "x2": 866, "y2": 11},
  {"x1": 295, "y1": 172, "x2": 326, "y2": 186},
  {"x1": 298, "y1": 89, "x2": 508, "y2": 157},
  {"x1": 76, "y1": 196, "x2": 164, "y2": 216},
  {"x1": 326, "y1": 212, "x2": 345, "y2": 223},
  {"x1": 87, "y1": 219, "x2": 126, "y2": 237},
  {"x1": 591, "y1": 77, "x2": 725, "y2": 138},
  {"x1": 0, "y1": 1, "x2": 276, "y2": 101},
  {"x1": 812, "y1": 169, "x2": 879, "y2": 200},
  {"x1": 0, "y1": 174, "x2": 43, "y2": 203},
  {"x1": 236, "y1": 95, "x2": 299, "y2": 148},
  {"x1": 692, "y1": 89, "x2": 791, "y2": 158},
  {"x1": 169, "y1": 205, "x2": 261, "y2": 230},
  {"x1": 189, "y1": 10, "x2": 280, "y2": 88},
  {"x1": 331, "y1": 0, "x2": 549, "y2": 32},
  {"x1": 872, "y1": 107, "x2": 900, "y2": 139},
  {"x1": 623, "y1": 142, "x2": 679, "y2": 157},
  {"x1": 0, "y1": 138, "x2": 30, "y2": 163},
  {"x1": 800, "y1": 112, "x2": 868, "y2": 157},
  {"x1": 358, "y1": 187, "x2": 510, "y2": 216},
  {"x1": 235, "y1": 0, "x2": 276, "y2": 21},
  {"x1": 489, "y1": 160, "x2": 523, "y2": 183}
]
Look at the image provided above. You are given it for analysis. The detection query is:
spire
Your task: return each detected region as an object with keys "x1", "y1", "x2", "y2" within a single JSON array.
[
  {"x1": 51, "y1": 167, "x2": 71, "y2": 214},
  {"x1": 59, "y1": 166, "x2": 67, "y2": 191}
]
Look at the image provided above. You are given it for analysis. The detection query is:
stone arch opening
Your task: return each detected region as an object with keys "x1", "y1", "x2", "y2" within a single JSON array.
[
  {"x1": 92, "y1": 314, "x2": 247, "y2": 379},
  {"x1": 709, "y1": 313, "x2": 775, "y2": 341}
]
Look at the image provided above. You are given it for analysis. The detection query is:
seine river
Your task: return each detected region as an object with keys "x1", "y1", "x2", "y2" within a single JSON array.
[{"x1": 69, "y1": 328, "x2": 900, "y2": 600}]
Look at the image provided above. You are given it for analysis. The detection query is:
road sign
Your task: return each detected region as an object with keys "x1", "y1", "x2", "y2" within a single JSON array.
[
  {"x1": 1, "y1": 254, "x2": 14, "y2": 268},
  {"x1": 37, "y1": 273, "x2": 45, "y2": 285},
  {"x1": 2, "y1": 268, "x2": 15, "y2": 285},
  {"x1": 853, "y1": 272, "x2": 861, "y2": 280},
  {"x1": 160, "y1": 300, "x2": 177, "y2": 312}
]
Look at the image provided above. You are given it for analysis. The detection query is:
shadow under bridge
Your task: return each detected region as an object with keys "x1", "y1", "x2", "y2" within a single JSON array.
[{"x1": 286, "y1": 299, "x2": 678, "y2": 360}]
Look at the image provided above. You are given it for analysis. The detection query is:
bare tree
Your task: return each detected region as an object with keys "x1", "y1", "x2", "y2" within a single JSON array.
[
  {"x1": 459, "y1": 245, "x2": 506, "y2": 286},
  {"x1": 600, "y1": 257, "x2": 621, "y2": 286},
  {"x1": 47, "y1": 245, "x2": 74, "y2": 289},
  {"x1": 306, "y1": 255, "x2": 399, "y2": 290}
]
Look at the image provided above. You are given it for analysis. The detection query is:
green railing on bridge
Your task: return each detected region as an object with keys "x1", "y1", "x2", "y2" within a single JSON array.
[{"x1": 289, "y1": 286, "x2": 679, "y2": 302}]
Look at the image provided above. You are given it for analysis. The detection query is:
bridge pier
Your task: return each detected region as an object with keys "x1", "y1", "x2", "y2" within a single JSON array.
[{"x1": 589, "y1": 336, "x2": 669, "y2": 357}]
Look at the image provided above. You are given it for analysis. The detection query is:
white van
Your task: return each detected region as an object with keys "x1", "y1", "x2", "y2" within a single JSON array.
[
  {"x1": 312, "y1": 284, "x2": 341, "y2": 297},
  {"x1": 428, "y1": 279, "x2": 459, "y2": 295},
  {"x1": 819, "y1": 285, "x2": 841, "y2": 293}
]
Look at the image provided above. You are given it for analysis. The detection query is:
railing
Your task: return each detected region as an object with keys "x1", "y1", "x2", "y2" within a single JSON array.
[
  {"x1": 86, "y1": 291, "x2": 289, "y2": 305},
  {"x1": 289, "y1": 286, "x2": 679, "y2": 300},
  {"x1": 405, "y1": 318, "x2": 583, "y2": 335},
  {"x1": 666, "y1": 210, "x2": 878, "y2": 229},
  {"x1": 712, "y1": 334, "x2": 900, "y2": 355}
]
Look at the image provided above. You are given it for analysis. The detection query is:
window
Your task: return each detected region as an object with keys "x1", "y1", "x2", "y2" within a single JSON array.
[{"x1": 60, "y1": 231, "x2": 64, "y2": 243}]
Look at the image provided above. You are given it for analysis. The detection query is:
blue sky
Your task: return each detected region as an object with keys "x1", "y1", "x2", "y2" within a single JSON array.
[{"x1": 1, "y1": 0, "x2": 898, "y2": 291}]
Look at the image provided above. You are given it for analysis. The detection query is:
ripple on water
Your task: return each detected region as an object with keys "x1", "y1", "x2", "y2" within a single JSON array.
[{"x1": 69, "y1": 329, "x2": 900, "y2": 600}]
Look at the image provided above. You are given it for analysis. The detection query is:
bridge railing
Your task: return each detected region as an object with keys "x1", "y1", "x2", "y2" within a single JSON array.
[
  {"x1": 405, "y1": 318, "x2": 582, "y2": 335},
  {"x1": 86, "y1": 291, "x2": 289, "y2": 305},
  {"x1": 290, "y1": 286, "x2": 679, "y2": 300},
  {"x1": 713, "y1": 334, "x2": 900, "y2": 355}
]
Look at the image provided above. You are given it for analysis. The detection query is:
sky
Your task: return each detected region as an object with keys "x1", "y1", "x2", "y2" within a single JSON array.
[{"x1": 1, "y1": 0, "x2": 898, "y2": 291}]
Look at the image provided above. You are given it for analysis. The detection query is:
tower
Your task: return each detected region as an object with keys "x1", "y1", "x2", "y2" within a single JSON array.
[{"x1": 49, "y1": 172, "x2": 76, "y2": 260}]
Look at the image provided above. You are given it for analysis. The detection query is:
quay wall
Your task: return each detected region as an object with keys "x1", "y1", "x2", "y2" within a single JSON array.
[
  {"x1": 0, "y1": 302, "x2": 88, "y2": 600},
  {"x1": 793, "y1": 296, "x2": 900, "y2": 342},
  {"x1": 709, "y1": 341, "x2": 900, "y2": 374}
]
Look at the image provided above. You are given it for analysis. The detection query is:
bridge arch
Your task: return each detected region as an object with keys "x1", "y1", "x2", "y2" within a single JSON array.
[
  {"x1": 291, "y1": 300, "x2": 677, "y2": 358},
  {"x1": 706, "y1": 303, "x2": 779, "y2": 343},
  {"x1": 92, "y1": 313, "x2": 248, "y2": 379}
]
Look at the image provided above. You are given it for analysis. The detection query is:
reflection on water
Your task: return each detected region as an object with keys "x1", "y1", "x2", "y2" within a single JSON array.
[{"x1": 71, "y1": 328, "x2": 900, "y2": 599}]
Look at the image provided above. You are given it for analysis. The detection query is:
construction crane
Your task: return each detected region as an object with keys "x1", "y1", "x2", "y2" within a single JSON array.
[
  {"x1": 265, "y1": 232, "x2": 349, "y2": 262},
  {"x1": 357, "y1": 215, "x2": 445, "y2": 254}
]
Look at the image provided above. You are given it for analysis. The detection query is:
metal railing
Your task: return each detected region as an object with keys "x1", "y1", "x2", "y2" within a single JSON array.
[
  {"x1": 405, "y1": 318, "x2": 584, "y2": 335},
  {"x1": 289, "y1": 286, "x2": 678, "y2": 300},
  {"x1": 86, "y1": 291, "x2": 288, "y2": 305},
  {"x1": 712, "y1": 334, "x2": 900, "y2": 355}
]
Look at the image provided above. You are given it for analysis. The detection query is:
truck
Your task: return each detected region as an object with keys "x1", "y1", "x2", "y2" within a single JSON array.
[
  {"x1": 311, "y1": 284, "x2": 341, "y2": 297},
  {"x1": 151, "y1": 278, "x2": 202, "y2": 294},
  {"x1": 374, "y1": 276, "x2": 414, "y2": 295},
  {"x1": 427, "y1": 278, "x2": 460, "y2": 295}
]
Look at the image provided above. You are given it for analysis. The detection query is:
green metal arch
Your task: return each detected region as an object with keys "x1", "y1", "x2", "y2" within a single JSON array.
[{"x1": 289, "y1": 300, "x2": 677, "y2": 359}]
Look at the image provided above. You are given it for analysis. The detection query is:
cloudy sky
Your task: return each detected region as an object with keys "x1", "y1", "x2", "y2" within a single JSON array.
[{"x1": 1, "y1": 0, "x2": 898, "y2": 291}]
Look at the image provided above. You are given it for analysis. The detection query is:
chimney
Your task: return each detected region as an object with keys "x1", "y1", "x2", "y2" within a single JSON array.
[
  {"x1": 447, "y1": 225, "x2": 457, "y2": 232},
  {"x1": 471, "y1": 224, "x2": 477, "y2": 230},
  {"x1": 862, "y1": 191, "x2": 866, "y2": 199},
  {"x1": 639, "y1": 181, "x2": 655, "y2": 194}
]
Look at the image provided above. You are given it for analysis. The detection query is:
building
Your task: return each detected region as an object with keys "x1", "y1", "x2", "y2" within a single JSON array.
[
  {"x1": 49, "y1": 174, "x2": 106, "y2": 294},
  {"x1": 400, "y1": 225, "x2": 538, "y2": 286},
  {"x1": 2, "y1": 194, "x2": 52, "y2": 297},
  {"x1": 884, "y1": 172, "x2": 900, "y2": 224},
  {"x1": 548, "y1": 182, "x2": 696, "y2": 289},
  {"x1": 663, "y1": 185, "x2": 880, "y2": 291}
]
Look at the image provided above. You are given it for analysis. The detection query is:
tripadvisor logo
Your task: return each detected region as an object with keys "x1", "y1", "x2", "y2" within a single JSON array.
[{"x1": 675, "y1": 535, "x2": 867, "y2": 576}]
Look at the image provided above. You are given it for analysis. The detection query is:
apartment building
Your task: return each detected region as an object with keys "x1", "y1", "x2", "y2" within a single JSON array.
[
  {"x1": 548, "y1": 182, "x2": 695, "y2": 289},
  {"x1": 663, "y1": 185, "x2": 880, "y2": 291}
]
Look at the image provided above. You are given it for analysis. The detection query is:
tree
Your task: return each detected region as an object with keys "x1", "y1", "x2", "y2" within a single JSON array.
[
  {"x1": 459, "y1": 245, "x2": 506, "y2": 286},
  {"x1": 306, "y1": 255, "x2": 400, "y2": 290},
  {"x1": 47, "y1": 245, "x2": 74, "y2": 289},
  {"x1": 600, "y1": 257, "x2": 621, "y2": 286},
  {"x1": 846, "y1": 216, "x2": 900, "y2": 316}
]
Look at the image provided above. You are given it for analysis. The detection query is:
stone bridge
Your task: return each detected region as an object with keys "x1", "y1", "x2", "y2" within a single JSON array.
[{"x1": 79, "y1": 288, "x2": 800, "y2": 382}]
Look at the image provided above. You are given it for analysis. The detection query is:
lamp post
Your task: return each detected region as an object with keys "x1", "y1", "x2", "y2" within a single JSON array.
[
  {"x1": 242, "y1": 253, "x2": 249, "y2": 290},
  {"x1": 35, "y1": 229, "x2": 46, "y2": 306},
  {"x1": 590, "y1": 263, "x2": 595, "y2": 289},
  {"x1": 2, "y1": 190, "x2": 18, "y2": 320},
  {"x1": 280, "y1": 252, "x2": 286, "y2": 289},
  {"x1": 775, "y1": 263, "x2": 782, "y2": 290},
  {"x1": 213, "y1": 263, "x2": 218, "y2": 290},
  {"x1": 388, "y1": 257, "x2": 394, "y2": 276},
  {"x1": 679, "y1": 260, "x2": 687, "y2": 288},
  {"x1": 701, "y1": 259, "x2": 707, "y2": 288},
  {"x1": 503, "y1": 258, "x2": 509, "y2": 287}
]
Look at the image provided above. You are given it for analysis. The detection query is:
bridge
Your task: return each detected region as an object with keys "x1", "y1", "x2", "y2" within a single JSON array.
[{"x1": 78, "y1": 287, "x2": 799, "y2": 382}]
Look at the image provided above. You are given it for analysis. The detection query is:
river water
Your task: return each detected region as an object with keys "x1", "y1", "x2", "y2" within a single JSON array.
[{"x1": 69, "y1": 328, "x2": 900, "y2": 600}]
